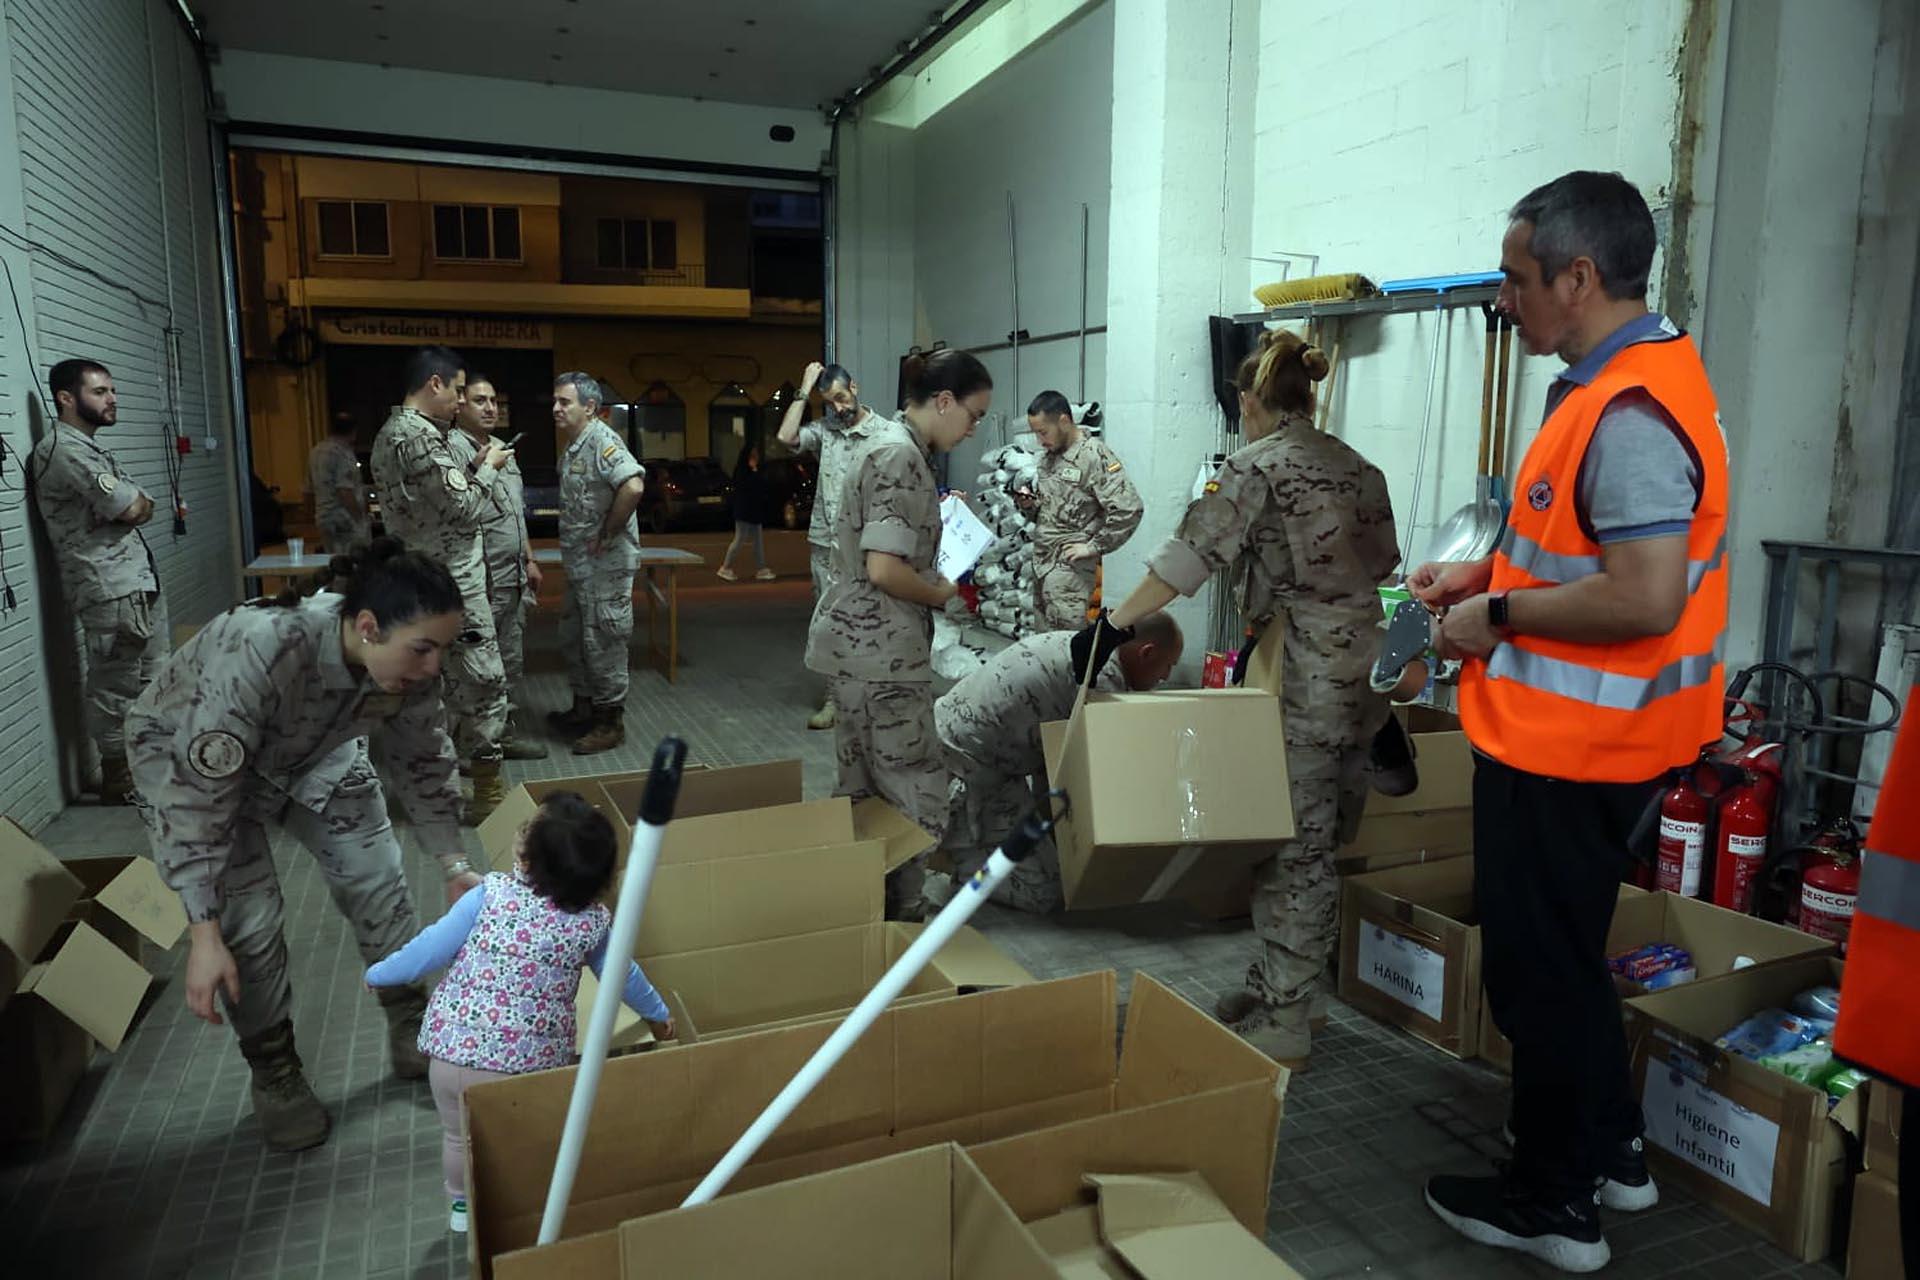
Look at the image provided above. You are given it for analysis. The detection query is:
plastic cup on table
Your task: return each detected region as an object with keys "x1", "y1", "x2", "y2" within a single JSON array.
[{"x1": 286, "y1": 537, "x2": 305, "y2": 560}]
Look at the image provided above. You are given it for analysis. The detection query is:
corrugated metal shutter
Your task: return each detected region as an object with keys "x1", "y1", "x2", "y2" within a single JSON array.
[{"x1": 0, "y1": 0, "x2": 237, "y2": 823}]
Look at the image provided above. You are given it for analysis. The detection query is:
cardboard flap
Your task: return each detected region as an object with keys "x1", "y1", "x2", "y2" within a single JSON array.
[
  {"x1": 1117, "y1": 975, "x2": 1284, "y2": 1112},
  {"x1": 1028, "y1": 1206, "x2": 1132, "y2": 1279},
  {"x1": 28, "y1": 921, "x2": 151, "y2": 1051},
  {"x1": 92, "y1": 857, "x2": 188, "y2": 949},
  {"x1": 852, "y1": 798, "x2": 936, "y2": 873},
  {"x1": 0, "y1": 819, "x2": 83, "y2": 984},
  {"x1": 1090, "y1": 1171, "x2": 1301, "y2": 1278},
  {"x1": 638, "y1": 840, "x2": 887, "y2": 955},
  {"x1": 661, "y1": 798, "x2": 857, "y2": 865},
  {"x1": 600, "y1": 760, "x2": 804, "y2": 822},
  {"x1": 918, "y1": 924, "x2": 1033, "y2": 991}
]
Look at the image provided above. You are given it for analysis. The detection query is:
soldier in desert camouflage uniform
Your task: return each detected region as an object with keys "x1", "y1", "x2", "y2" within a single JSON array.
[
  {"x1": 126, "y1": 542, "x2": 475, "y2": 1153},
  {"x1": 777, "y1": 360, "x2": 880, "y2": 730},
  {"x1": 936, "y1": 615, "x2": 1181, "y2": 912},
  {"x1": 369, "y1": 346, "x2": 516, "y2": 822},
  {"x1": 1092, "y1": 328, "x2": 1398, "y2": 1065},
  {"x1": 29, "y1": 358, "x2": 168, "y2": 803},
  {"x1": 1025, "y1": 392, "x2": 1143, "y2": 631},
  {"x1": 308, "y1": 413, "x2": 371, "y2": 553},
  {"x1": 447, "y1": 375, "x2": 546, "y2": 760},
  {"x1": 805, "y1": 349, "x2": 992, "y2": 920}
]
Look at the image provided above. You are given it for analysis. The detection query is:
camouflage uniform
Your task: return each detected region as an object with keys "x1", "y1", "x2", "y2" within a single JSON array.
[
  {"x1": 307, "y1": 437, "x2": 370, "y2": 552},
  {"x1": 369, "y1": 406, "x2": 508, "y2": 762},
  {"x1": 1147, "y1": 412, "x2": 1398, "y2": 1025},
  {"x1": 124, "y1": 592, "x2": 463, "y2": 1040},
  {"x1": 558, "y1": 419, "x2": 644, "y2": 707},
  {"x1": 447, "y1": 428, "x2": 531, "y2": 691},
  {"x1": 795, "y1": 410, "x2": 878, "y2": 602},
  {"x1": 804, "y1": 418, "x2": 947, "y2": 913},
  {"x1": 935, "y1": 631, "x2": 1125, "y2": 912},
  {"x1": 1033, "y1": 432, "x2": 1143, "y2": 630},
  {"x1": 29, "y1": 422, "x2": 168, "y2": 767}
]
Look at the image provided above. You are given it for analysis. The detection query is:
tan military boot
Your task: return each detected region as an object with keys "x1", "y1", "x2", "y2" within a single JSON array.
[
  {"x1": 571, "y1": 705, "x2": 626, "y2": 755},
  {"x1": 546, "y1": 695, "x2": 594, "y2": 736},
  {"x1": 806, "y1": 698, "x2": 837, "y2": 731},
  {"x1": 376, "y1": 985, "x2": 430, "y2": 1080},
  {"x1": 1237, "y1": 998, "x2": 1313, "y2": 1069},
  {"x1": 500, "y1": 711, "x2": 550, "y2": 761},
  {"x1": 98, "y1": 755, "x2": 138, "y2": 806},
  {"x1": 237, "y1": 1019, "x2": 331, "y2": 1152},
  {"x1": 1217, "y1": 982, "x2": 1330, "y2": 1032},
  {"x1": 463, "y1": 755, "x2": 506, "y2": 826}
]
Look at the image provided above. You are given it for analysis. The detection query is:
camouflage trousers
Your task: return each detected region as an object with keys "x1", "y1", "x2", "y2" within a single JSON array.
[
  {"x1": 79, "y1": 589, "x2": 169, "y2": 759},
  {"x1": 940, "y1": 747, "x2": 1062, "y2": 913},
  {"x1": 317, "y1": 513, "x2": 370, "y2": 555},
  {"x1": 443, "y1": 560, "x2": 509, "y2": 761},
  {"x1": 1247, "y1": 738, "x2": 1371, "y2": 1010},
  {"x1": 809, "y1": 540, "x2": 832, "y2": 601},
  {"x1": 1032, "y1": 551, "x2": 1097, "y2": 631},
  {"x1": 489, "y1": 583, "x2": 528, "y2": 691},
  {"x1": 205, "y1": 747, "x2": 421, "y2": 1040},
  {"x1": 829, "y1": 677, "x2": 947, "y2": 910},
  {"x1": 560, "y1": 566, "x2": 636, "y2": 707}
]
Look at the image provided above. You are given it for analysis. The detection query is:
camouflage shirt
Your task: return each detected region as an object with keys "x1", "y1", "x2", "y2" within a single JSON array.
[
  {"x1": 558, "y1": 419, "x2": 645, "y2": 571},
  {"x1": 308, "y1": 438, "x2": 364, "y2": 528},
  {"x1": 936, "y1": 630, "x2": 1126, "y2": 776},
  {"x1": 1035, "y1": 432, "x2": 1143, "y2": 556},
  {"x1": 796, "y1": 408, "x2": 879, "y2": 547},
  {"x1": 368, "y1": 406, "x2": 491, "y2": 575},
  {"x1": 29, "y1": 422, "x2": 157, "y2": 602},
  {"x1": 447, "y1": 428, "x2": 529, "y2": 593},
  {"x1": 804, "y1": 418, "x2": 942, "y2": 682},
  {"x1": 125, "y1": 592, "x2": 462, "y2": 922}
]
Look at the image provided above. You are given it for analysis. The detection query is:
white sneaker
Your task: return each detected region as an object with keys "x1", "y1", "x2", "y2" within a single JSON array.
[
  {"x1": 755, "y1": 568, "x2": 776, "y2": 581},
  {"x1": 449, "y1": 1199, "x2": 469, "y2": 1233},
  {"x1": 716, "y1": 566, "x2": 738, "y2": 582}
]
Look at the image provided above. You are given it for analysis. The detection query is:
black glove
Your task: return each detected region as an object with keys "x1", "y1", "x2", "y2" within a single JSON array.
[{"x1": 1070, "y1": 611, "x2": 1135, "y2": 687}]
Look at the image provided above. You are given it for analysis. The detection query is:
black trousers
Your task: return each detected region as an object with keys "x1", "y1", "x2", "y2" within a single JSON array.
[
  {"x1": 1904, "y1": 1086, "x2": 1918, "y2": 1278},
  {"x1": 1474, "y1": 753, "x2": 1659, "y2": 1198}
]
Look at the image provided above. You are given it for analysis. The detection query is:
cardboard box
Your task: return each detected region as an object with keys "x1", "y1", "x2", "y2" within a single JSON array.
[
  {"x1": 1863, "y1": 1083, "x2": 1902, "y2": 1183},
  {"x1": 1336, "y1": 707, "x2": 1474, "y2": 869},
  {"x1": 1041, "y1": 689, "x2": 1294, "y2": 910},
  {"x1": 1847, "y1": 1171, "x2": 1901, "y2": 1280},
  {"x1": 1478, "y1": 891, "x2": 1835, "y2": 1072},
  {"x1": 1624, "y1": 955, "x2": 1860, "y2": 1261},
  {"x1": 0, "y1": 822, "x2": 186, "y2": 1141},
  {"x1": 610, "y1": 1144, "x2": 1057, "y2": 1279},
  {"x1": 1027, "y1": 1172, "x2": 1305, "y2": 1279},
  {"x1": 1338, "y1": 856, "x2": 1483, "y2": 1058},
  {"x1": 477, "y1": 971, "x2": 1286, "y2": 1279}
]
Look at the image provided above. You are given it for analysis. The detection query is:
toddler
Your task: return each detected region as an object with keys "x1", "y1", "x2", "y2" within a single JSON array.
[{"x1": 366, "y1": 791, "x2": 673, "y2": 1233}]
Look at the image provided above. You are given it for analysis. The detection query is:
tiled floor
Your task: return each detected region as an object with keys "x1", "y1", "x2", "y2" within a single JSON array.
[{"x1": 0, "y1": 560, "x2": 1846, "y2": 1278}]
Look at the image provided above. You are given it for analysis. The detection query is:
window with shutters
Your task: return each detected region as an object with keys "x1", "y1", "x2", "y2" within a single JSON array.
[
  {"x1": 315, "y1": 199, "x2": 392, "y2": 258},
  {"x1": 432, "y1": 204, "x2": 523, "y2": 262}
]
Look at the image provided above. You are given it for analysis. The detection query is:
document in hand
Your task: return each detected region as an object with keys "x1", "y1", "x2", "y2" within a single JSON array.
[{"x1": 937, "y1": 494, "x2": 996, "y2": 581}]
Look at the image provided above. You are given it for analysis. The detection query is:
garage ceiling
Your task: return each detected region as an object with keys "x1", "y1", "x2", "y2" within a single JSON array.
[{"x1": 188, "y1": 0, "x2": 958, "y2": 111}]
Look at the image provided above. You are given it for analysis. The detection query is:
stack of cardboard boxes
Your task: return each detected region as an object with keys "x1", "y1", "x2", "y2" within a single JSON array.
[{"x1": 1850, "y1": 1084, "x2": 1902, "y2": 1279}]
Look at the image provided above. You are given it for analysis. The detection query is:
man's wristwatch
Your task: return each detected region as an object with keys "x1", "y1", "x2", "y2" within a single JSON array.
[{"x1": 1487, "y1": 592, "x2": 1512, "y2": 635}]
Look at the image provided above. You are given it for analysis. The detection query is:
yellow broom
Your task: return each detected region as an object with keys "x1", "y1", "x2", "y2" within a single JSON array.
[{"x1": 1252, "y1": 272, "x2": 1377, "y2": 308}]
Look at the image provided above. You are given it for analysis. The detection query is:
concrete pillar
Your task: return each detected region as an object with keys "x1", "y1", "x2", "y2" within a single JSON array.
[{"x1": 832, "y1": 117, "x2": 920, "y2": 403}]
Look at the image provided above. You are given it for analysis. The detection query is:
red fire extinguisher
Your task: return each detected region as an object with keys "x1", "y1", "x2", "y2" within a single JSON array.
[
  {"x1": 1709, "y1": 742, "x2": 1782, "y2": 914},
  {"x1": 1797, "y1": 822, "x2": 1862, "y2": 952},
  {"x1": 1655, "y1": 762, "x2": 1711, "y2": 897}
]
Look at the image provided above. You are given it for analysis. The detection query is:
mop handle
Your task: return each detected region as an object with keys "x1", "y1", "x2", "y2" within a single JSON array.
[
  {"x1": 681, "y1": 793, "x2": 1068, "y2": 1208},
  {"x1": 537, "y1": 737, "x2": 689, "y2": 1246}
]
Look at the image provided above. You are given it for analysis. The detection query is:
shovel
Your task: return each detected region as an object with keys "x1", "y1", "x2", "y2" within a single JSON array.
[
  {"x1": 1489, "y1": 313, "x2": 1514, "y2": 523},
  {"x1": 1422, "y1": 307, "x2": 1503, "y2": 565}
]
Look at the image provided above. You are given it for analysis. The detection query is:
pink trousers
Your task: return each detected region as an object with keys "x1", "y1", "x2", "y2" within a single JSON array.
[{"x1": 428, "y1": 1057, "x2": 512, "y2": 1198}]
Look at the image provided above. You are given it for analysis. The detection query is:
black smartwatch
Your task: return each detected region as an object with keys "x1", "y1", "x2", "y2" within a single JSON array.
[{"x1": 1487, "y1": 592, "x2": 1512, "y2": 634}]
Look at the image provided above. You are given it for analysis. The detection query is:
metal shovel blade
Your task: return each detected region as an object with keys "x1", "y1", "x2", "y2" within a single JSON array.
[{"x1": 1425, "y1": 477, "x2": 1502, "y2": 565}]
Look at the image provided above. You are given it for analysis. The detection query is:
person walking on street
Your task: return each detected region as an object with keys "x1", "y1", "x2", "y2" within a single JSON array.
[
  {"x1": 1085, "y1": 328, "x2": 1398, "y2": 1070},
  {"x1": 1025, "y1": 393, "x2": 1142, "y2": 631},
  {"x1": 777, "y1": 360, "x2": 880, "y2": 729},
  {"x1": 1415, "y1": 171, "x2": 1730, "y2": 1273},
  {"x1": 309, "y1": 412, "x2": 371, "y2": 553},
  {"x1": 548, "y1": 372, "x2": 646, "y2": 755},
  {"x1": 127, "y1": 540, "x2": 475, "y2": 1152},
  {"x1": 447, "y1": 375, "x2": 546, "y2": 760},
  {"x1": 805, "y1": 349, "x2": 990, "y2": 920},
  {"x1": 30, "y1": 358, "x2": 168, "y2": 804},
  {"x1": 718, "y1": 444, "x2": 775, "y2": 581}
]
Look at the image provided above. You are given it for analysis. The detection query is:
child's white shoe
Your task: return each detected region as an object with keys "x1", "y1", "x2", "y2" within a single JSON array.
[{"x1": 449, "y1": 1199, "x2": 469, "y2": 1233}]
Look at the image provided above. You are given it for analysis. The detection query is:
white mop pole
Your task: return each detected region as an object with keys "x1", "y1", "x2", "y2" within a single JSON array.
[
  {"x1": 681, "y1": 794, "x2": 1067, "y2": 1208},
  {"x1": 537, "y1": 737, "x2": 688, "y2": 1246}
]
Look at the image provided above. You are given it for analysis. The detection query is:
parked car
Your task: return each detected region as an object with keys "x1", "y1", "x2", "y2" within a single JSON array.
[
  {"x1": 640, "y1": 458, "x2": 734, "y2": 533},
  {"x1": 761, "y1": 456, "x2": 817, "y2": 530}
]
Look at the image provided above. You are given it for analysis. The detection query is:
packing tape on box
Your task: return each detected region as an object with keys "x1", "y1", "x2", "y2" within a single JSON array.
[{"x1": 1132, "y1": 728, "x2": 1212, "y2": 902}]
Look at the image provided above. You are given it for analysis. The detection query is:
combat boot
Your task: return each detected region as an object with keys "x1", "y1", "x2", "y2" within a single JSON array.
[
  {"x1": 806, "y1": 698, "x2": 837, "y2": 731},
  {"x1": 571, "y1": 704, "x2": 626, "y2": 755},
  {"x1": 97, "y1": 755, "x2": 138, "y2": 806},
  {"x1": 237, "y1": 1019, "x2": 330, "y2": 1152},
  {"x1": 1216, "y1": 965, "x2": 1330, "y2": 1032},
  {"x1": 1237, "y1": 998, "x2": 1313, "y2": 1069},
  {"x1": 463, "y1": 755, "x2": 506, "y2": 826},
  {"x1": 375, "y1": 984, "x2": 430, "y2": 1080},
  {"x1": 500, "y1": 711, "x2": 550, "y2": 761},
  {"x1": 546, "y1": 695, "x2": 594, "y2": 736}
]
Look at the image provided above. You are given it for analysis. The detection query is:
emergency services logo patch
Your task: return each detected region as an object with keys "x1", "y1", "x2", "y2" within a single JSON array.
[
  {"x1": 187, "y1": 731, "x2": 246, "y2": 780},
  {"x1": 1528, "y1": 479, "x2": 1553, "y2": 511}
]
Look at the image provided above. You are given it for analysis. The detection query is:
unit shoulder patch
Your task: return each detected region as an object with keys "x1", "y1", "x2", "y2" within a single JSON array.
[
  {"x1": 1106, "y1": 461, "x2": 1123, "y2": 473},
  {"x1": 601, "y1": 444, "x2": 621, "y2": 462},
  {"x1": 445, "y1": 467, "x2": 470, "y2": 492},
  {"x1": 187, "y1": 731, "x2": 246, "y2": 780},
  {"x1": 97, "y1": 473, "x2": 117, "y2": 495}
]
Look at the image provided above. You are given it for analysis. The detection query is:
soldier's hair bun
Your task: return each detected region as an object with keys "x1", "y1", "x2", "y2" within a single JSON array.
[{"x1": 1298, "y1": 345, "x2": 1330, "y2": 382}]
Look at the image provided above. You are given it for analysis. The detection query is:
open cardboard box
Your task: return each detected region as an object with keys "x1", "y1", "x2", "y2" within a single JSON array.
[
  {"x1": 1336, "y1": 706, "x2": 1474, "y2": 872},
  {"x1": 1624, "y1": 955, "x2": 1859, "y2": 1262},
  {"x1": 1041, "y1": 689, "x2": 1293, "y2": 911},
  {"x1": 1337, "y1": 856, "x2": 1484, "y2": 1058},
  {"x1": 1863, "y1": 1083, "x2": 1901, "y2": 1182},
  {"x1": 477, "y1": 971, "x2": 1287, "y2": 1279},
  {"x1": 1847, "y1": 1170, "x2": 1900, "y2": 1280},
  {"x1": 1028, "y1": 1171, "x2": 1305, "y2": 1279},
  {"x1": 0, "y1": 821, "x2": 186, "y2": 1141},
  {"x1": 1479, "y1": 891, "x2": 1835, "y2": 1072}
]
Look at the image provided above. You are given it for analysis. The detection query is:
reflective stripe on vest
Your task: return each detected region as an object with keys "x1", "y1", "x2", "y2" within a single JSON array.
[
  {"x1": 1858, "y1": 846, "x2": 1920, "y2": 932},
  {"x1": 1500, "y1": 528, "x2": 1728, "y2": 591},
  {"x1": 1486, "y1": 630, "x2": 1726, "y2": 711}
]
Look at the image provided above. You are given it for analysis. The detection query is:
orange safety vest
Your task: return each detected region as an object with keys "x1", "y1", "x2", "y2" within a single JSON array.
[
  {"x1": 1834, "y1": 687, "x2": 1920, "y2": 1088},
  {"x1": 1459, "y1": 332, "x2": 1729, "y2": 783}
]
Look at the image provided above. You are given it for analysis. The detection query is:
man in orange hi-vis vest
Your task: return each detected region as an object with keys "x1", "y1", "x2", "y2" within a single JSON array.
[
  {"x1": 1415, "y1": 172, "x2": 1730, "y2": 1274},
  {"x1": 1835, "y1": 692, "x2": 1919, "y2": 1275}
]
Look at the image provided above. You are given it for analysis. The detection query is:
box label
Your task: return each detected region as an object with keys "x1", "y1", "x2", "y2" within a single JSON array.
[
  {"x1": 1642, "y1": 1064, "x2": 1780, "y2": 1205},
  {"x1": 1356, "y1": 923, "x2": 1445, "y2": 1023}
]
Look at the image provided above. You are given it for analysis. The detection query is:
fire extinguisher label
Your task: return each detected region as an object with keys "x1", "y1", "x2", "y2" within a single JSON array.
[
  {"x1": 1723, "y1": 834, "x2": 1766, "y2": 913},
  {"x1": 1657, "y1": 819, "x2": 1706, "y2": 896},
  {"x1": 1801, "y1": 886, "x2": 1856, "y2": 919}
]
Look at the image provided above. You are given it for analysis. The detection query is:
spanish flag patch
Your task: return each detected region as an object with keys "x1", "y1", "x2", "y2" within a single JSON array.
[
  {"x1": 1203, "y1": 480, "x2": 1221, "y2": 494},
  {"x1": 1106, "y1": 461, "x2": 1123, "y2": 473},
  {"x1": 601, "y1": 445, "x2": 620, "y2": 461}
]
